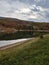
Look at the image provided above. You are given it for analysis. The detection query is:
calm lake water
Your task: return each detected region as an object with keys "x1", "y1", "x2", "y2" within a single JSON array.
[{"x1": 0, "y1": 38, "x2": 31, "y2": 47}]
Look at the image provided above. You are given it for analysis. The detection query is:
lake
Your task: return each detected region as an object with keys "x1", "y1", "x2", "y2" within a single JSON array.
[{"x1": 0, "y1": 38, "x2": 31, "y2": 47}]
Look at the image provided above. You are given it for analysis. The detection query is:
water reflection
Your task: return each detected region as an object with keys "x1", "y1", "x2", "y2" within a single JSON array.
[{"x1": 0, "y1": 38, "x2": 31, "y2": 47}]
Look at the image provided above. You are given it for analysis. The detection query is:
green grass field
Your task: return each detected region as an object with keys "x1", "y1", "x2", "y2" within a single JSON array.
[{"x1": 0, "y1": 35, "x2": 49, "y2": 65}]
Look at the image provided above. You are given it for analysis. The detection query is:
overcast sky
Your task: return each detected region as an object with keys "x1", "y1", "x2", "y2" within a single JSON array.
[{"x1": 0, "y1": 0, "x2": 49, "y2": 22}]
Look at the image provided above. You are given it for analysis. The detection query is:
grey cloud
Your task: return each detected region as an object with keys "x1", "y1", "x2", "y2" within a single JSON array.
[{"x1": 0, "y1": 0, "x2": 49, "y2": 22}]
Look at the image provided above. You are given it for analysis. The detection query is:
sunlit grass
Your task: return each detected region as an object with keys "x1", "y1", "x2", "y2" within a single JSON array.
[{"x1": 0, "y1": 35, "x2": 49, "y2": 65}]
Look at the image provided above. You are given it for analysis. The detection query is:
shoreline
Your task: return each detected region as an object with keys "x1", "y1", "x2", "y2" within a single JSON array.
[
  {"x1": 0, "y1": 34, "x2": 48, "y2": 51},
  {"x1": 0, "y1": 38, "x2": 32, "y2": 50}
]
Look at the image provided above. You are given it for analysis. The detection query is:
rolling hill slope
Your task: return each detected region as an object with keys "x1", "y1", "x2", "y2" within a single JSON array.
[
  {"x1": 0, "y1": 17, "x2": 49, "y2": 33},
  {"x1": 0, "y1": 17, "x2": 49, "y2": 40}
]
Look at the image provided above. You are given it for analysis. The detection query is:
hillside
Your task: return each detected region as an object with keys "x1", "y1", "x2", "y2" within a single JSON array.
[
  {"x1": 0, "y1": 35, "x2": 49, "y2": 65},
  {"x1": 0, "y1": 17, "x2": 49, "y2": 40},
  {"x1": 0, "y1": 17, "x2": 49, "y2": 34},
  {"x1": 0, "y1": 17, "x2": 33, "y2": 33}
]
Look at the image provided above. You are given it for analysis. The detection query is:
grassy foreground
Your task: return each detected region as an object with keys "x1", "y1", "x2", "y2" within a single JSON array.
[{"x1": 0, "y1": 35, "x2": 49, "y2": 65}]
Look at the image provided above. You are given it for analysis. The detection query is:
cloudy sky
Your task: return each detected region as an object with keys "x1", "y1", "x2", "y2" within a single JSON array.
[{"x1": 0, "y1": 0, "x2": 49, "y2": 22}]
